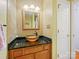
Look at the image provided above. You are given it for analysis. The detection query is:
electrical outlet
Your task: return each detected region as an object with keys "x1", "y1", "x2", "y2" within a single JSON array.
[{"x1": 46, "y1": 25, "x2": 50, "y2": 29}]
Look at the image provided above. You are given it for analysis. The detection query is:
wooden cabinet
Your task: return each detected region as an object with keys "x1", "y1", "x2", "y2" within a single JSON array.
[
  {"x1": 76, "y1": 51, "x2": 79, "y2": 59},
  {"x1": 35, "y1": 50, "x2": 49, "y2": 59},
  {"x1": 8, "y1": 44, "x2": 51, "y2": 59},
  {"x1": 13, "y1": 49, "x2": 23, "y2": 57},
  {"x1": 23, "y1": 45, "x2": 43, "y2": 55},
  {"x1": 15, "y1": 54, "x2": 34, "y2": 59}
]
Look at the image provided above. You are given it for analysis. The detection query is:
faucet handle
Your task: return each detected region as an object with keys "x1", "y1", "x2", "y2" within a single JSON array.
[{"x1": 34, "y1": 31, "x2": 38, "y2": 36}]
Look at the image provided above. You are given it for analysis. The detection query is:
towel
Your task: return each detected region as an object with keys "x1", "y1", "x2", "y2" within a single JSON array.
[{"x1": 0, "y1": 25, "x2": 5, "y2": 50}]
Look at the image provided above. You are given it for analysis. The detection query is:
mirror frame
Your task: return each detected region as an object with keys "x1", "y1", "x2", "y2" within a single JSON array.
[{"x1": 22, "y1": 10, "x2": 40, "y2": 30}]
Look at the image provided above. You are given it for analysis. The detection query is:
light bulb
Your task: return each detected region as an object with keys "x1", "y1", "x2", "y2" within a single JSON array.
[
  {"x1": 23, "y1": 5, "x2": 28, "y2": 10},
  {"x1": 35, "y1": 7, "x2": 40, "y2": 11},
  {"x1": 30, "y1": 5, "x2": 35, "y2": 9}
]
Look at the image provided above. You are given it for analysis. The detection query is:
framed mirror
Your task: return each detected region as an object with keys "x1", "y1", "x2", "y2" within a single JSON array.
[{"x1": 22, "y1": 10, "x2": 40, "y2": 30}]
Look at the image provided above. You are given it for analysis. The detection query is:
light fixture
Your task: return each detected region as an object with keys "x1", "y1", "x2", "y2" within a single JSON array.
[
  {"x1": 30, "y1": 5, "x2": 35, "y2": 9},
  {"x1": 35, "y1": 6, "x2": 40, "y2": 11},
  {"x1": 23, "y1": 4, "x2": 40, "y2": 13},
  {"x1": 23, "y1": 5, "x2": 28, "y2": 10}
]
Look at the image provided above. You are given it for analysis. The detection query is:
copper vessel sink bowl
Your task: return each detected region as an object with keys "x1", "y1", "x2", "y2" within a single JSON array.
[{"x1": 27, "y1": 35, "x2": 37, "y2": 42}]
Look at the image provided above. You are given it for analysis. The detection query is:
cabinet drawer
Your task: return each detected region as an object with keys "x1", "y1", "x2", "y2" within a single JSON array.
[
  {"x1": 15, "y1": 54, "x2": 34, "y2": 59},
  {"x1": 35, "y1": 50, "x2": 49, "y2": 59},
  {"x1": 13, "y1": 49, "x2": 23, "y2": 57},
  {"x1": 23, "y1": 45, "x2": 43, "y2": 54},
  {"x1": 8, "y1": 50, "x2": 13, "y2": 59},
  {"x1": 44, "y1": 44, "x2": 50, "y2": 50}
]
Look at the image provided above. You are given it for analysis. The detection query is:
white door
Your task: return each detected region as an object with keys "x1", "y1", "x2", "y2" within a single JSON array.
[
  {"x1": 71, "y1": 1, "x2": 79, "y2": 59},
  {"x1": 57, "y1": 0, "x2": 70, "y2": 59},
  {"x1": 0, "y1": 0, "x2": 7, "y2": 59}
]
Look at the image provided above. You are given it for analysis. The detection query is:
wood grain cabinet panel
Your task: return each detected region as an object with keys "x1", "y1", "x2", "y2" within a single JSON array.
[
  {"x1": 8, "y1": 44, "x2": 51, "y2": 59},
  {"x1": 12, "y1": 49, "x2": 23, "y2": 57},
  {"x1": 33, "y1": 45, "x2": 43, "y2": 52},
  {"x1": 23, "y1": 45, "x2": 43, "y2": 55},
  {"x1": 35, "y1": 50, "x2": 50, "y2": 59},
  {"x1": 44, "y1": 44, "x2": 51, "y2": 50},
  {"x1": 8, "y1": 50, "x2": 13, "y2": 59},
  {"x1": 14, "y1": 54, "x2": 34, "y2": 59}
]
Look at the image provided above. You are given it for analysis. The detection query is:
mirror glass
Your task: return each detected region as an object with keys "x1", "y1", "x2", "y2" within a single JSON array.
[{"x1": 22, "y1": 10, "x2": 40, "y2": 30}]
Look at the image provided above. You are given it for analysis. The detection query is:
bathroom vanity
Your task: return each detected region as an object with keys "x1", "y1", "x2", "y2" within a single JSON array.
[{"x1": 8, "y1": 36, "x2": 52, "y2": 59}]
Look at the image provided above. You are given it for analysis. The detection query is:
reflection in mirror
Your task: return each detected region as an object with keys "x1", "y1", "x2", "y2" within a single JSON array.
[{"x1": 22, "y1": 5, "x2": 40, "y2": 30}]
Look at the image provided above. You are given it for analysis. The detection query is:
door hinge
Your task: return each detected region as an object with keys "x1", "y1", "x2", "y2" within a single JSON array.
[
  {"x1": 57, "y1": 30, "x2": 59, "y2": 33},
  {"x1": 58, "y1": 4, "x2": 61, "y2": 8},
  {"x1": 57, "y1": 54, "x2": 59, "y2": 58}
]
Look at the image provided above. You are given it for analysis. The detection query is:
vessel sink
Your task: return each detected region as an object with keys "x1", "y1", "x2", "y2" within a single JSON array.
[{"x1": 27, "y1": 35, "x2": 37, "y2": 42}]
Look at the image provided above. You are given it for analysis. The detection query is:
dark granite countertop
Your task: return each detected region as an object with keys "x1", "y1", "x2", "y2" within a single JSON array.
[{"x1": 8, "y1": 35, "x2": 52, "y2": 50}]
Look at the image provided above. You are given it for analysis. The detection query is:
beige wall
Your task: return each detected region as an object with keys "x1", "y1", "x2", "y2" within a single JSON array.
[
  {"x1": 42, "y1": 0, "x2": 53, "y2": 38},
  {"x1": 7, "y1": 0, "x2": 17, "y2": 43},
  {"x1": 52, "y1": 0, "x2": 57, "y2": 59},
  {"x1": 43, "y1": 0, "x2": 57, "y2": 59},
  {"x1": 16, "y1": 0, "x2": 43, "y2": 37}
]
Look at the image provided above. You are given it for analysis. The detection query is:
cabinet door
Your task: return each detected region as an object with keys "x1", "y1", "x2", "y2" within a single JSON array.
[
  {"x1": 15, "y1": 54, "x2": 34, "y2": 59},
  {"x1": 57, "y1": 0, "x2": 70, "y2": 59},
  {"x1": 35, "y1": 50, "x2": 50, "y2": 59}
]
